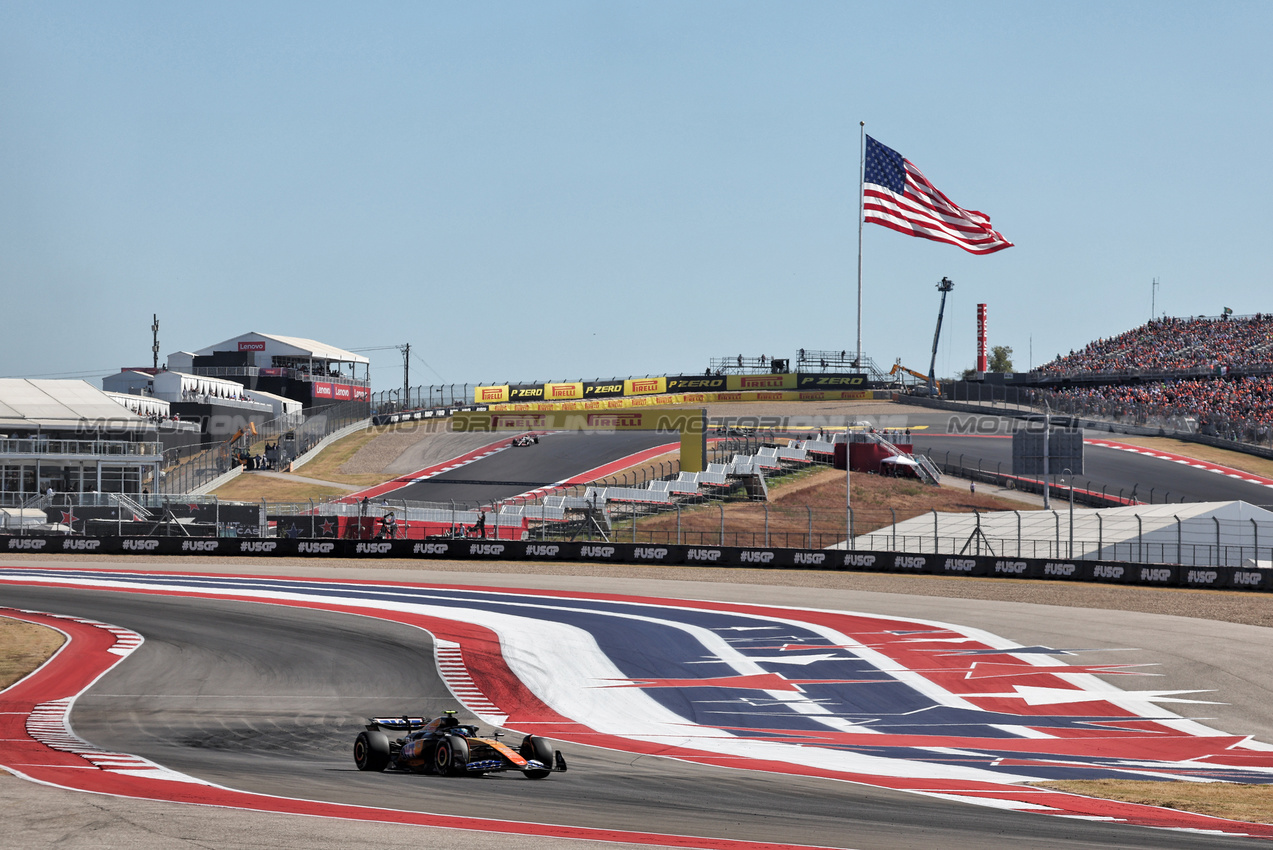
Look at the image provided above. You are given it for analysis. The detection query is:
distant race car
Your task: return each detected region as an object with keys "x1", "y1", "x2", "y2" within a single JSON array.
[
  {"x1": 353, "y1": 710, "x2": 567, "y2": 779},
  {"x1": 510, "y1": 434, "x2": 539, "y2": 447}
]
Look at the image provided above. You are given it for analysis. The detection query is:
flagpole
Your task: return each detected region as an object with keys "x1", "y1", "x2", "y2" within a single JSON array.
[{"x1": 856, "y1": 121, "x2": 865, "y2": 368}]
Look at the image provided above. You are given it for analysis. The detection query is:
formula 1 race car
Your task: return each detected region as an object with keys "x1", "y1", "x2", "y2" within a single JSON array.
[
  {"x1": 510, "y1": 434, "x2": 539, "y2": 447},
  {"x1": 353, "y1": 711, "x2": 567, "y2": 779}
]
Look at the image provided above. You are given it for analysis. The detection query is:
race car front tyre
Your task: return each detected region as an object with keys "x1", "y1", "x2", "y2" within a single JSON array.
[
  {"x1": 519, "y1": 735, "x2": 556, "y2": 779},
  {"x1": 354, "y1": 731, "x2": 390, "y2": 772},
  {"x1": 434, "y1": 735, "x2": 469, "y2": 777}
]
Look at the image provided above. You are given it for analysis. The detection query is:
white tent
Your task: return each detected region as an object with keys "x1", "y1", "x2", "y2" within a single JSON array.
[
  {"x1": 853, "y1": 501, "x2": 1273, "y2": 566},
  {"x1": 0, "y1": 379, "x2": 148, "y2": 432}
]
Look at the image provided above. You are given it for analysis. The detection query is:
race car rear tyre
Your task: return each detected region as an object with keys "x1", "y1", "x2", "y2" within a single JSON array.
[
  {"x1": 354, "y1": 731, "x2": 390, "y2": 772},
  {"x1": 519, "y1": 735, "x2": 555, "y2": 779},
  {"x1": 434, "y1": 736, "x2": 469, "y2": 777}
]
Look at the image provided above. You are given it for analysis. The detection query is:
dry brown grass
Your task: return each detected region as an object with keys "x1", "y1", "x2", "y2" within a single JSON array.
[
  {"x1": 210, "y1": 476, "x2": 350, "y2": 503},
  {"x1": 295, "y1": 425, "x2": 401, "y2": 485},
  {"x1": 633, "y1": 467, "x2": 1033, "y2": 544},
  {"x1": 0, "y1": 617, "x2": 65, "y2": 689},
  {"x1": 210, "y1": 422, "x2": 429, "y2": 501},
  {"x1": 1036, "y1": 780, "x2": 1273, "y2": 825}
]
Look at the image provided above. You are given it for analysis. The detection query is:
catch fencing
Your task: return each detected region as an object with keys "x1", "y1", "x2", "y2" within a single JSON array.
[
  {"x1": 12, "y1": 486, "x2": 1273, "y2": 570},
  {"x1": 158, "y1": 401, "x2": 370, "y2": 494}
]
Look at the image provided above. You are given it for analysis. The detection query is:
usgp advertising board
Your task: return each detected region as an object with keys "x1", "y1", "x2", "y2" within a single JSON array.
[{"x1": 11, "y1": 534, "x2": 1273, "y2": 593}]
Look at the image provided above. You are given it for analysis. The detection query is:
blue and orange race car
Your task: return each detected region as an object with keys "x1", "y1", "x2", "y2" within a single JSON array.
[{"x1": 353, "y1": 710, "x2": 567, "y2": 779}]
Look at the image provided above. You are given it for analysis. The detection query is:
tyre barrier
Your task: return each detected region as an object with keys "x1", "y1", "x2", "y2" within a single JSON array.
[{"x1": 4, "y1": 534, "x2": 1271, "y2": 592}]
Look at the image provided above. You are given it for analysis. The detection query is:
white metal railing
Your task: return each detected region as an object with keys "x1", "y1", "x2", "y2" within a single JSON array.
[{"x1": 0, "y1": 438, "x2": 164, "y2": 457}]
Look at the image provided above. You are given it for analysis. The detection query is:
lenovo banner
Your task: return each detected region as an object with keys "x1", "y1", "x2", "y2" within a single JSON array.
[
  {"x1": 238, "y1": 341, "x2": 266, "y2": 352},
  {"x1": 310, "y1": 382, "x2": 367, "y2": 401}
]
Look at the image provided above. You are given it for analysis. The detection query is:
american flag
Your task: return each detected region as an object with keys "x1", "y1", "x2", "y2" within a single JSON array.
[{"x1": 863, "y1": 135, "x2": 1013, "y2": 255}]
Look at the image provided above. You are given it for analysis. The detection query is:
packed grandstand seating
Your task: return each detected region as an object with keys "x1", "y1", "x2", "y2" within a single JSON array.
[
  {"x1": 1036, "y1": 314, "x2": 1273, "y2": 377},
  {"x1": 1034, "y1": 314, "x2": 1273, "y2": 443},
  {"x1": 1043, "y1": 376, "x2": 1273, "y2": 440}
]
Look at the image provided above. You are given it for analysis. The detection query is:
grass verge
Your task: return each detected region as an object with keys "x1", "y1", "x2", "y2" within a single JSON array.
[
  {"x1": 0, "y1": 617, "x2": 65, "y2": 689},
  {"x1": 1035, "y1": 780, "x2": 1273, "y2": 825}
]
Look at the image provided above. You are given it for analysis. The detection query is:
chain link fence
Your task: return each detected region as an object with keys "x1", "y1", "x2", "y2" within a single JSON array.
[
  {"x1": 157, "y1": 400, "x2": 370, "y2": 494},
  {"x1": 10, "y1": 488, "x2": 1271, "y2": 569}
]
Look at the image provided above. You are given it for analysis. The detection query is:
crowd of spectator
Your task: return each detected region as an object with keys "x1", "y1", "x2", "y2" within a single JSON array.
[
  {"x1": 120, "y1": 404, "x2": 181, "y2": 424},
  {"x1": 1044, "y1": 375, "x2": 1273, "y2": 443},
  {"x1": 1037, "y1": 314, "x2": 1273, "y2": 376},
  {"x1": 1028, "y1": 314, "x2": 1273, "y2": 445},
  {"x1": 181, "y1": 387, "x2": 250, "y2": 403}
]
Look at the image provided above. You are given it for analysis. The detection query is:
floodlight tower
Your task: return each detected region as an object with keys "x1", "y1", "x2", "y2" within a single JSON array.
[{"x1": 927, "y1": 277, "x2": 954, "y2": 396}]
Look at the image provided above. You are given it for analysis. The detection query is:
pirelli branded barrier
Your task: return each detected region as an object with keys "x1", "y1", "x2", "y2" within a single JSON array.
[
  {"x1": 481, "y1": 389, "x2": 888, "y2": 413},
  {"x1": 7, "y1": 534, "x2": 1272, "y2": 593},
  {"x1": 475, "y1": 373, "x2": 876, "y2": 406}
]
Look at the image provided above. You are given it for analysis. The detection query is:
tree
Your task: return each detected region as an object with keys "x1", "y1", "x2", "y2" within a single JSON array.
[{"x1": 988, "y1": 345, "x2": 1014, "y2": 373}]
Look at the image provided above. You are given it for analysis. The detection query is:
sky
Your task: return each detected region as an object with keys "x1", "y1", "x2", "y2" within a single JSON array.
[{"x1": 3, "y1": 1, "x2": 1271, "y2": 393}]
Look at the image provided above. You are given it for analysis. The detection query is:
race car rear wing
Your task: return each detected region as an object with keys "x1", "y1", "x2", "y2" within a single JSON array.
[{"x1": 366, "y1": 716, "x2": 429, "y2": 731}]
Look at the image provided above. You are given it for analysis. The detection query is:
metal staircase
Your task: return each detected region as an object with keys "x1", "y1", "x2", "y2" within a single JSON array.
[{"x1": 863, "y1": 431, "x2": 941, "y2": 485}]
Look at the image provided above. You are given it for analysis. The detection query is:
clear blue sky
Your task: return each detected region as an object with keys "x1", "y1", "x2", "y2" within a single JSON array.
[{"x1": 3, "y1": 1, "x2": 1270, "y2": 392}]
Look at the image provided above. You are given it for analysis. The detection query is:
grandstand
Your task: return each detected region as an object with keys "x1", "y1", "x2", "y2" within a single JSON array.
[
  {"x1": 913, "y1": 313, "x2": 1273, "y2": 447},
  {"x1": 1020, "y1": 313, "x2": 1273, "y2": 445},
  {"x1": 1036, "y1": 313, "x2": 1273, "y2": 381}
]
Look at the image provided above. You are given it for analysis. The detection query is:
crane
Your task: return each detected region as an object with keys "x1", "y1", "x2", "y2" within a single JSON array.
[
  {"x1": 927, "y1": 277, "x2": 954, "y2": 397},
  {"x1": 889, "y1": 362, "x2": 941, "y2": 394}
]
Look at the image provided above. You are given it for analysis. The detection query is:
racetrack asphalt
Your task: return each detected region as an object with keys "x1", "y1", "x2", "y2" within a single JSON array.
[
  {"x1": 5, "y1": 403, "x2": 1273, "y2": 849},
  {"x1": 374, "y1": 430, "x2": 677, "y2": 505},
  {"x1": 4, "y1": 562, "x2": 1272, "y2": 850}
]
